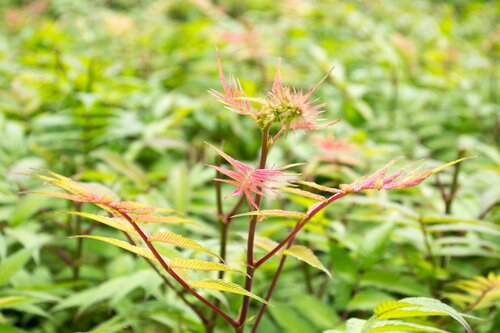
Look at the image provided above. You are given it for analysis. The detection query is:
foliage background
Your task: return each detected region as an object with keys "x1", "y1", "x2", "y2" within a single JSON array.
[{"x1": 0, "y1": 0, "x2": 498, "y2": 332}]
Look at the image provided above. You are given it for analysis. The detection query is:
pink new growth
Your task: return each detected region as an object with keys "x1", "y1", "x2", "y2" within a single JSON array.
[
  {"x1": 339, "y1": 157, "x2": 473, "y2": 193},
  {"x1": 267, "y1": 62, "x2": 335, "y2": 131},
  {"x1": 207, "y1": 143, "x2": 297, "y2": 210},
  {"x1": 208, "y1": 50, "x2": 256, "y2": 120}
]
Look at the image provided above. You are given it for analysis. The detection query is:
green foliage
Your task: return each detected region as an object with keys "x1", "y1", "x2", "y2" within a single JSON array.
[{"x1": 1, "y1": 0, "x2": 498, "y2": 332}]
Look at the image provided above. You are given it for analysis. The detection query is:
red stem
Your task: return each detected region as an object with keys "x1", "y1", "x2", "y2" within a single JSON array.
[
  {"x1": 255, "y1": 191, "x2": 347, "y2": 268},
  {"x1": 113, "y1": 207, "x2": 238, "y2": 328},
  {"x1": 236, "y1": 128, "x2": 270, "y2": 331}
]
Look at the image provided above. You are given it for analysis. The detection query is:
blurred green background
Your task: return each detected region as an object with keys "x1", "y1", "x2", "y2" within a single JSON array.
[{"x1": 0, "y1": 0, "x2": 498, "y2": 332}]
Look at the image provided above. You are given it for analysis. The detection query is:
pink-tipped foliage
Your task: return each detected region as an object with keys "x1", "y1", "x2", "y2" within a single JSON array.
[
  {"x1": 340, "y1": 157, "x2": 474, "y2": 193},
  {"x1": 208, "y1": 50, "x2": 256, "y2": 119},
  {"x1": 267, "y1": 63, "x2": 335, "y2": 131},
  {"x1": 207, "y1": 143, "x2": 297, "y2": 210}
]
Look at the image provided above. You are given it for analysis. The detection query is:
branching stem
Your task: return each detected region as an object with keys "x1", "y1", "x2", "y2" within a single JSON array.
[{"x1": 114, "y1": 208, "x2": 238, "y2": 328}]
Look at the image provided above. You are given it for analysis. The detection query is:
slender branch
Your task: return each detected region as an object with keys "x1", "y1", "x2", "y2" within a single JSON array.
[
  {"x1": 113, "y1": 208, "x2": 238, "y2": 328},
  {"x1": 251, "y1": 238, "x2": 294, "y2": 333},
  {"x1": 464, "y1": 284, "x2": 495, "y2": 312},
  {"x1": 225, "y1": 195, "x2": 246, "y2": 224},
  {"x1": 445, "y1": 149, "x2": 465, "y2": 215},
  {"x1": 418, "y1": 217, "x2": 437, "y2": 295},
  {"x1": 255, "y1": 191, "x2": 348, "y2": 268},
  {"x1": 121, "y1": 231, "x2": 209, "y2": 325},
  {"x1": 478, "y1": 199, "x2": 499, "y2": 219},
  {"x1": 72, "y1": 202, "x2": 83, "y2": 281},
  {"x1": 208, "y1": 150, "x2": 230, "y2": 333}
]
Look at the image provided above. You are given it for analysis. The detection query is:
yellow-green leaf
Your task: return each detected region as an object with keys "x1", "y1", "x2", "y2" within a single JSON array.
[
  {"x1": 190, "y1": 279, "x2": 268, "y2": 304},
  {"x1": 149, "y1": 231, "x2": 220, "y2": 259},
  {"x1": 115, "y1": 201, "x2": 177, "y2": 214},
  {"x1": 295, "y1": 180, "x2": 342, "y2": 193},
  {"x1": 133, "y1": 215, "x2": 197, "y2": 225},
  {"x1": 59, "y1": 212, "x2": 137, "y2": 235},
  {"x1": 374, "y1": 300, "x2": 414, "y2": 316},
  {"x1": 233, "y1": 210, "x2": 307, "y2": 219},
  {"x1": 276, "y1": 187, "x2": 327, "y2": 202},
  {"x1": 284, "y1": 245, "x2": 331, "y2": 278},
  {"x1": 167, "y1": 259, "x2": 241, "y2": 274},
  {"x1": 26, "y1": 191, "x2": 87, "y2": 202},
  {"x1": 71, "y1": 235, "x2": 156, "y2": 261}
]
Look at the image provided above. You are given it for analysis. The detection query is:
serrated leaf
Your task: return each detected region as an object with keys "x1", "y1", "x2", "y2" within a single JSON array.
[
  {"x1": 447, "y1": 272, "x2": 500, "y2": 310},
  {"x1": 347, "y1": 290, "x2": 394, "y2": 311},
  {"x1": 277, "y1": 187, "x2": 327, "y2": 201},
  {"x1": 295, "y1": 180, "x2": 342, "y2": 193},
  {"x1": 426, "y1": 223, "x2": 500, "y2": 236},
  {"x1": 232, "y1": 209, "x2": 307, "y2": 219},
  {"x1": 133, "y1": 214, "x2": 197, "y2": 225},
  {"x1": 59, "y1": 212, "x2": 137, "y2": 235},
  {"x1": 71, "y1": 235, "x2": 156, "y2": 261},
  {"x1": 285, "y1": 245, "x2": 331, "y2": 278},
  {"x1": 374, "y1": 300, "x2": 414, "y2": 316},
  {"x1": 114, "y1": 201, "x2": 176, "y2": 214},
  {"x1": 370, "y1": 320, "x2": 449, "y2": 333},
  {"x1": 254, "y1": 236, "x2": 280, "y2": 252},
  {"x1": 26, "y1": 191, "x2": 89, "y2": 202},
  {"x1": 168, "y1": 258, "x2": 241, "y2": 273},
  {"x1": 149, "y1": 231, "x2": 220, "y2": 259},
  {"x1": 379, "y1": 297, "x2": 472, "y2": 333},
  {"x1": 345, "y1": 318, "x2": 366, "y2": 333},
  {"x1": 190, "y1": 279, "x2": 267, "y2": 304}
]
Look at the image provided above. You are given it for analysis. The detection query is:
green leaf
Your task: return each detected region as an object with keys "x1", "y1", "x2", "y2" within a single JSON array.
[
  {"x1": 0, "y1": 248, "x2": 33, "y2": 286},
  {"x1": 9, "y1": 194, "x2": 51, "y2": 226},
  {"x1": 0, "y1": 324, "x2": 29, "y2": 333},
  {"x1": 293, "y1": 295, "x2": 339, "y2": 329},
  {"x1": 270, "y1": 303, "x2": 314, "y2": 333},
  {"x1": 376, "y1": 297, "x2": 472, "y2": 333},
  {"x1": 94, "y1": 151, "x2": 148, "y2": 189},
  {"x1": 358, "y1": 222, "x2": 394, "y2": 269},
  {"x1": 54, "y1": 270, "x2": 158, "y2": 312},
  {"x1": 347, "y1": 290, "x2": 394, "y2": 311},
  {"x1": 370, "y1": 320, "x2": 449, "y2": 333},
  {"x1": 345, "y1": 318, "x2": 367, "y2": 333},
  {"x1": 400, "y1": 297, "x2": 472, "y2": 333},
  {"x1": 190, "y1": 279, "x2": 267, "y2": 303},
  {"x1": 360, "y1": 271, "x2": 429, "y2": 296},
  {"x1": 0, "y1": 296, "x2": 33, "y2": 309}
]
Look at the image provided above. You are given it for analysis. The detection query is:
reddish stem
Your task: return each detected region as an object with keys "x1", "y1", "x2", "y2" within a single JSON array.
[
  {"x1": 255, "y1": 191, "x2": 347, "y2": 268},
  {"x1": 236, "y1": 128, "x2": 270, "y2": 331},
  {"x1": 114, "y1": 207, "x2": 238, "y2": 328}
]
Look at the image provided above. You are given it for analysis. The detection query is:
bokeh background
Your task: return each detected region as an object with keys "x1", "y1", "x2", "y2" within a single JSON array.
[{"x1": 0, "y1": 1, "x2": 498, "y2": 332}]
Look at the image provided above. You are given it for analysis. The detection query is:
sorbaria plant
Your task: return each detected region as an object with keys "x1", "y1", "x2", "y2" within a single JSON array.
[{"x1": 29, "y1": 52, "x2": 475, "y2": 333}]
